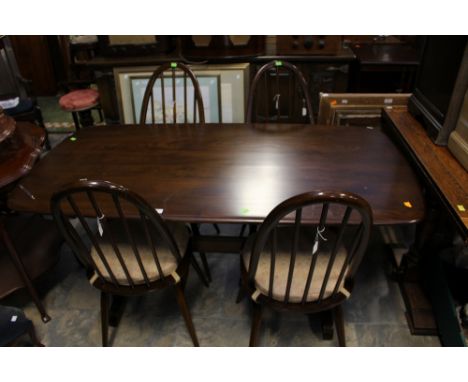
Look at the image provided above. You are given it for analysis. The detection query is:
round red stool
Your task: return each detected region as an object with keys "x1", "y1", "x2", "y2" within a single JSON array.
[{"x1": 59, "y1": 88, "x2": 101, "y2": 130}]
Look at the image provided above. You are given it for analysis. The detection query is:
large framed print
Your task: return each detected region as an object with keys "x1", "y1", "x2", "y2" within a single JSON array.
[
  {"x1": 114, "y1": 63, "x2": 250, "y2": 124},
  {"x1": 130, "y1": 74, "x2": 221, "y2": 123}
]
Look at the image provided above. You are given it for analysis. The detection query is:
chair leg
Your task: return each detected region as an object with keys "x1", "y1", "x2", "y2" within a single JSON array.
[
  {"x1": 27, "y1": 322, "x2": 45, "y2": 347},
  {"x1": 101, "y1": 292, "x2": 110, "y2": 347},
  {"x1": 108, "y1": 295, "x2": 127, "y2": 327},
  {"x1": 0, "y1": 226, "x2": 51, "y2": 323},
  {"x1": 319, "y1": 310, "x2": 334, "y2": 340},
  {"x1": 199, "y1": 252, "x2": 212, "y2": 283},
  {"x1": 213, "y1": 223, "x2": 221, "y2": 235},
  {"x1": 181, "y1": 264, "x2": 190, "y2": 291},
  {"x1": 249, "y1": 302, "x2": 263, "y2": 347},
  {"x1": 35, "y1": 105, "x2": 45, "y2": 127},
  {"x1": 236, "y1": 285, "x2": 246, "y2": 303},
  {"x1": 334, "y1": 305, "x2": 346, "y2": 347},
  {"x1": 43, "y1": 130, "x2": 51, "y2": 151},
  {"x1": 236, "y1": 260, "x2": 246, "y2": 303},
  {"x1": 236, "y1": 276, "x2": 247, "y2": 304},
  {"x1": 35, "y1": 106, "x2": 51, "y2": 151},
  {"x1": 174, "y1": 283, "x2": 199, "y2": 346}
]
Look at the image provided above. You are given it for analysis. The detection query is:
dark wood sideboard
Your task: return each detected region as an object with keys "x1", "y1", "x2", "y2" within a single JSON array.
[{"x1": 383, "y1": 108, "x2": 468, "y2": 346}]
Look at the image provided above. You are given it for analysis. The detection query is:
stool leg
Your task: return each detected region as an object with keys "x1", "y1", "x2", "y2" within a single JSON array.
[
  {"x1": 78, "y1": 109, "x2": 94, "y2": 128},
  {"x1": 97, "y1": 106, "x2": 104, "y2": 122},
  {"x1": 72, "y1": 112, "x2": 80, "y2": 131}
]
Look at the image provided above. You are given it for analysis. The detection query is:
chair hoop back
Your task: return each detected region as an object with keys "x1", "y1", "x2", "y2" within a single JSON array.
[
  {"x1": 246, "y1": 60, "x2": 314, "y2": 124},
  {"x1": 51, "y1": 179, "x2": 184, "y2": 288},
  {"x1": 0, "y1": 36, "x2": 26, "y2": 99},
  {"x1": 139, "y1": 62, "x2": 205, "y2": 125},
  {"x1": 248, "y1": 191, "x2": 372, "y2": 304}
]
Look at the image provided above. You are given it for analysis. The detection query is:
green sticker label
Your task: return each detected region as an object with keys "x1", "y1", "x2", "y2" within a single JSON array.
[
  {"x1": 275, "y1": 60, "x2": 283, "y2": 67},
  {"x1": 70, "y1": 137, "x2": 77, "y2": 141},
  {"x1": 241, "y1": 208, "x2": 249, "y2": 215},
  {"x1": 170, "y1": 62, "x2": 177, "y2": 68}
]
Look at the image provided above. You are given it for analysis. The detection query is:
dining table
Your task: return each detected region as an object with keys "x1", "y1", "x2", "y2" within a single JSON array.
[{"x1": 7, "y1": 122, "x2": 425, "y2": 252}]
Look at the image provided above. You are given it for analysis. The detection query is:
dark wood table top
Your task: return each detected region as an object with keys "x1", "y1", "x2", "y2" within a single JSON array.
[
  {"x1": 384, "y1": 109, "x2": 468, "y2": 238},
  {"x1": 7, "y1": 123, "x2": 424, "y2": 225}
]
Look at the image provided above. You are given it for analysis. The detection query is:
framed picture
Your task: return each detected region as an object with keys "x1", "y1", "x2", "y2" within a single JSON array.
[
  {"x1": 114, "y1": 63, "x2": 250, "y2": 124},
  {"x1": 318, "y1": 93, "x2": 410, "y2": 128},
  {"x1": 130, "y1": 74, "x2": 221, "y2": 124}
]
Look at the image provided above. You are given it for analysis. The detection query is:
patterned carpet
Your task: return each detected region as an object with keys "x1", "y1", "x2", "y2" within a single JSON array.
[{"x1": 44, "y1": 121, "x2": 75, "y2": 132}]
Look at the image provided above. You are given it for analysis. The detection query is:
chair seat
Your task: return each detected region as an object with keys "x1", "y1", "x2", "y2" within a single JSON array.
[
  {"x1": 59, "y1": 89, "x2": 99, "y2": 111},
  {"x1": 3, "y1": 98, "x2": 34, "y2": 115},
  {"x1": 0, "y1": 305, "x2": 31, "y2": 346},
  {"x1": 242, "y1": 226, "x2": 349, "y2": 303},
  {"x1": 91, "y1": 220, "x2": 189, "y2": 286}
]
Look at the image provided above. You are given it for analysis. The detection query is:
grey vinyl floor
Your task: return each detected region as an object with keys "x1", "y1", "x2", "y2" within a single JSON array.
[{"x1": 6, "y1": 204, "x2": 440, "y2": 346}]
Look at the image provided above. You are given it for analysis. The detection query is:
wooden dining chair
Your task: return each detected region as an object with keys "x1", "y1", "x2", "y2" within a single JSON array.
[
  {"x1": 239, "y1": 191, "x2": 372, "y2": 346},
  {"x1": 50, "y1": 179, "x2": 200, "y2": 346},
  {"x1": 240, "y1": 60, "x2": 316, "y2": 238},
  {"x1": 246, "y1": 60, "x2": 314, "y2": 124},
  {"x1": 0, "y1": 36, "x2": 50, "y2": 149},
  {"x1": 139, "y1": 62, "x2": 205, "y2": 125},
  {"x1": 139, "y1": 62, "x2": 215, "y2": 283}
]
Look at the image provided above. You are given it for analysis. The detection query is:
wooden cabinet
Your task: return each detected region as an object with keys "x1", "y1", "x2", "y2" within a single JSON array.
[{"x1": 9, "y1": 36, "x2": 58, "y2": 96}]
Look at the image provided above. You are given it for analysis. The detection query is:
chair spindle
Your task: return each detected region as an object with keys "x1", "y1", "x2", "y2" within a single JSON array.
[
  {"x1": 112, "y1": 193, "x2": 151, "y2": 287},
  {"x1": 317, "y1": 206, "x2": 352, "y2": 302}
]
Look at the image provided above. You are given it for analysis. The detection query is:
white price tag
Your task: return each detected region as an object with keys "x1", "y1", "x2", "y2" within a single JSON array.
[
  {"x1": 312, "y1": 227, "x2": 328, "y2": 256},
  {"x1": 97, "y1": 215, "x2": 104, "y2": 237}
]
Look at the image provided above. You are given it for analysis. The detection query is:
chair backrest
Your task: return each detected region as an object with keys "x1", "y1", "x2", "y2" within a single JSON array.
[
  {"x1": 50, "y1": 179, "x2": 184, "y2": 288},
  {"x1": 139, "y1": 62, "x2": 205, "y2": 125},
  {"x1": 246, "y1": 60, "x2": 314, "y2": 124},
  {"x1": 0, "y1": 36, "x2": 26, "y2": 100},
  {"x1": 247, "y1": 191, "x2": 372, "y2": 304}
]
